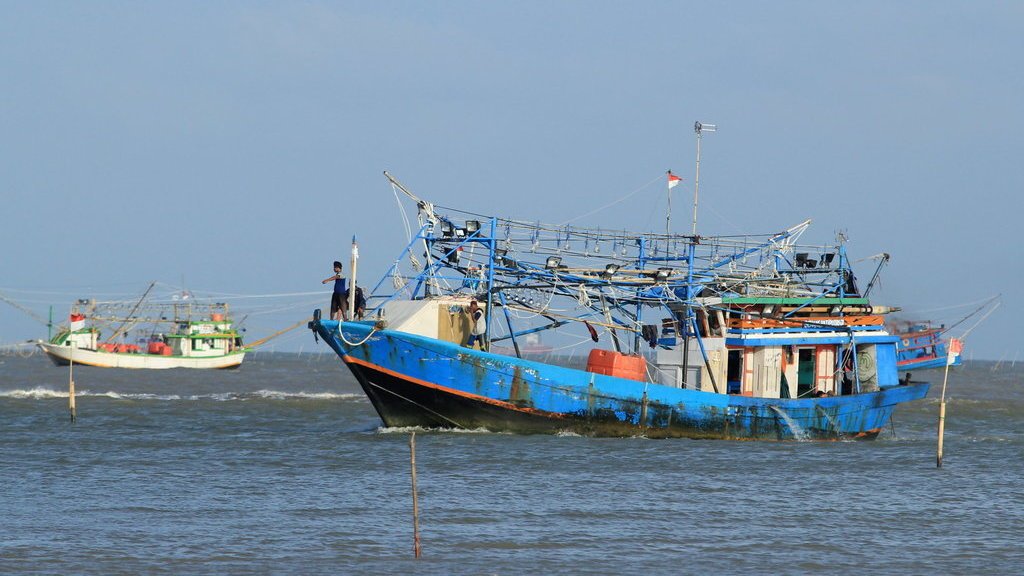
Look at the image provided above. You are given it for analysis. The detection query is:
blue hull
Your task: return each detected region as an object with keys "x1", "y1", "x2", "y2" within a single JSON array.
[
  {"x1": 898, "y1": 356, "x2": 961, "y2": 371},
  {"x1": 315, "y1": 320, "x2": 930, "y2": 440}
]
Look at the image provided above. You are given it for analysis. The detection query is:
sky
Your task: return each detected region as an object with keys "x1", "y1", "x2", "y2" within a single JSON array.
[{"x1": 1, "y1": 1, "x2": 1021, "y2": 359}]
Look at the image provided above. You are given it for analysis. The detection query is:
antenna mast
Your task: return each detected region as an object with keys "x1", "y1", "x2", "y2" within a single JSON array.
[{"x1": 692, "y1": 121, "x2": 716, "y2": 235}]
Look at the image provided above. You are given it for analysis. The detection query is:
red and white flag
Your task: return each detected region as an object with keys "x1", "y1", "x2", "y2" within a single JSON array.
[
  {"x1": 668, "y1": 173, "x2": 682, "y2": 189},
  {"x1": 947, "y1": 338, "x2": 963, "y2": 366},
  {"x1": 69, "y1": 314, "x2": 86, "y2": 331}
]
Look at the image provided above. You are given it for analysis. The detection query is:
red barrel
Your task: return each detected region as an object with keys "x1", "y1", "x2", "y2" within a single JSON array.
[{"x1": 585, "y1": 349, "x2": 647, "y2": 382}]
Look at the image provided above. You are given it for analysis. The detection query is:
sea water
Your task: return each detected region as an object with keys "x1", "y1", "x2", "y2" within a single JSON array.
[{"x1": 1, "y1": 351, "x2": 1021, "y2": 574}]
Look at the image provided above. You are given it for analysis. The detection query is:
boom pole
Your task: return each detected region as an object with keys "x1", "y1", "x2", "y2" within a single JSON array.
[{"x1": 104, "y1": 281, "x2": 156, "y2": 345}]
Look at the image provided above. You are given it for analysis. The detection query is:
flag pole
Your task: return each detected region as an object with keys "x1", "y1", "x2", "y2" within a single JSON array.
[{"x1": 666, "y1": 170, "x2": 672, "y2": 238}]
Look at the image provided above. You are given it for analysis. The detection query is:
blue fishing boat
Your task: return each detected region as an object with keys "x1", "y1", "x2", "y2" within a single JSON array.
[
  {"x1": 891, "y1": 320, "x2": 961, "y2": 372},
  {"x1": 310, "y1": 173, "x2": 929, "y2": 440}
]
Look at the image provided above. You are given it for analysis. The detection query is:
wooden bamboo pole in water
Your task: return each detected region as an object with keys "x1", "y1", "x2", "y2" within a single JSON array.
[
  {"x1": 410, "y1": 432, "x2": 421, "y2": 559},
  {"x1": 937, "y1": 362, "x2": 951, "y2": 467},
  {"x1": 936, "y1": 338, "x2": 961, "y2": 468},
  {"x1": 68, "y1": 343, "x2": 76, "y2": 423},
  {"x1": 936, "y1": 400, "x2": 947, "y2": 468}
]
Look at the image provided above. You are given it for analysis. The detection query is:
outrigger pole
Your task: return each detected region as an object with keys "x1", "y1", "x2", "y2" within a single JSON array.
[
  {"x1": 861, "y1": 253, "x2": 891, "y2": 298},
  {"x1": 103, "y1": 281, "x2": 156, "y2": 345}
]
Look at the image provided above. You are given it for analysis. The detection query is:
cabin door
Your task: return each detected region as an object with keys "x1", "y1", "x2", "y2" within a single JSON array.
[
  {"x1": 797, "y1": 348, "x2": 815, "y2": 398},
  {"x1": 726, "y1": 350, "x2": 742, "y2": 394}
]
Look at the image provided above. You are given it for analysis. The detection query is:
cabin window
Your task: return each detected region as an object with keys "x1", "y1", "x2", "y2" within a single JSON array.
[
  {"x1": 707, "y1": 310, "x2": 724, "y2": 337},
  {"x1": 693, "y1": 309, "x2": 711, "y2": 338}
]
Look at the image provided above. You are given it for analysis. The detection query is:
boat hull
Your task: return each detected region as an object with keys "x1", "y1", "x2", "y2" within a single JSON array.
[
  {"x1": 37, "y1": 342, "x2": 245, "y2": 369},
  {"x1": 315, "y1": 320, "x2": 930, "y2": 440},
  {"x1": 897, "y1": 356, "x2": 960, "y2": 372}
]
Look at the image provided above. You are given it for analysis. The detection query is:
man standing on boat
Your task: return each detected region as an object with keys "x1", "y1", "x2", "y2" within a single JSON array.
[
  {"x1": 464, "y1": 300, "x2": 487, "y2": 351},
  {"x1": 322, "y1": 261, "x2": 349, "y2": 320}
]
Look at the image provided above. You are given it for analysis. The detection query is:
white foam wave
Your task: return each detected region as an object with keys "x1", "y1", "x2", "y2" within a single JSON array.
[
  {"x1": 0, "y1": 388, "x2": 362, "y2": 402},
  {"x1": 0, "y1": 387, "x2": 71, "y2": 399},
  {"x1": 245, "y1": 389, "x2": 361, "y2": 401},
  {"x1": 376, "y1": 425, "x2": 496, "y2": 435}
]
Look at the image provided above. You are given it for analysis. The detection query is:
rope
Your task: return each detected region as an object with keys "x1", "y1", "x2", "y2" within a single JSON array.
[
  {"x1": 900, "y1": 294, "x2": 1001, "y2": 315},
  {"x1": 940, "y1": 295, "x2": 1001, "y2": 336},
  {"x1": 577, "y1": 284, "x2": 592, "y2": 307},
  {"x1": 958, "y1": 300, "x2": 1001, "y2": 341},
  {"x1": 336, "y1": 325, "x2": 380, "y2": 347},
  {"x1": 364, "y1": 379, "x2": 467, "y2": 429},
  {"x1": 391, "y1": 181, "x2": 414, "y2": 244},
  {"x1": 392, "y1": 267, "x2": 408, "y2": 290},
  {"x1": 559, "y1": 174, "x2": 663, "y2": 225},
  {"x1": 246, "y1": 318, "x2": 312, "y2": 349}
]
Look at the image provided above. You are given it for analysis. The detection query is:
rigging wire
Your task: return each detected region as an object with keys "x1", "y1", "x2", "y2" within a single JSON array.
[{"x1": 558, "y1": 174, "x2": 664, "y2": 226}]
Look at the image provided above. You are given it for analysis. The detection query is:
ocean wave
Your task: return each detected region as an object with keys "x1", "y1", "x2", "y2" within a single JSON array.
[
  {"x1": 0, "y1": 387, "x2": 362, "y2": 402},
  {"x1": 244, "y1": 389, "x2": 361, "y2": 401},
  {"x1": 0, "y1": 387, "x2": 76, "y2": 399},
  {"x1": 376, "y1": 425, "x2": 496, "y2": 435}
]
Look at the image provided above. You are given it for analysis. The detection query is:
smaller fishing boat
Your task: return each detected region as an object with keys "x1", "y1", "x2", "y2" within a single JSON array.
[
  {"x1": 890, "y1": 320, "x2": 960, "y2": 371},
  {"x1": 37, "y1": 293, "x2": 247, "y2": 369}
]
